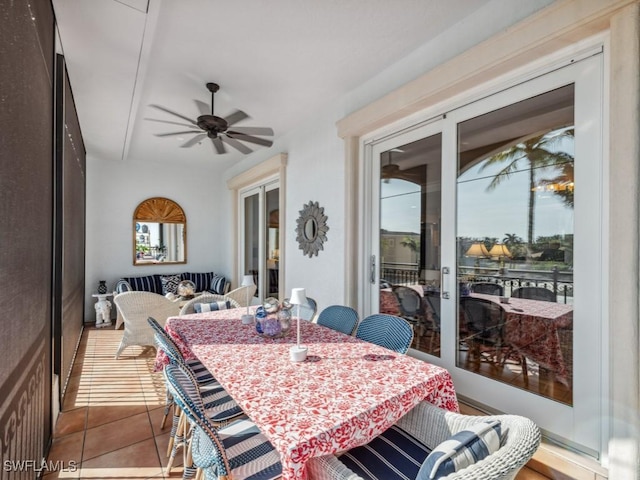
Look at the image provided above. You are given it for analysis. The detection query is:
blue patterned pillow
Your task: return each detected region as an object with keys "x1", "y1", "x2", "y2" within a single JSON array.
[
  {"x1": 115, "y1": 279, "x2": 132, "y2": 293},
  {"x1": 161, "y1": 274, "x2": 181, "y2": 295},
  {"x1": 182, "y1": 272, "x2": 215, "y2": 292},
  {"x1": 416, "y1": 420, "x2": 502, "y2": 480},
  {"x1": 194, "y1": 301, "x2": 231, "y2": 313},
  {"x1": 209, "y1": 274, "x2": 227, "y2": 294}
]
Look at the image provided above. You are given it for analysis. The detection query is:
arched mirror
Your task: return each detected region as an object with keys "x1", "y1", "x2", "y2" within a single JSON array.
[{"x1": 133, "y1": 197, "x2": 187, "y2": 265}]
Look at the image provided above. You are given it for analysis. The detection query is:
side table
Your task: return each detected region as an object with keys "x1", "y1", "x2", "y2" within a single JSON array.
[{"x1": 92, "y1": 293, "x2": 113, "y2": 328}]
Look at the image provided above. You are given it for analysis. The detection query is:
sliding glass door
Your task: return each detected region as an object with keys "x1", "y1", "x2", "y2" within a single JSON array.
[
  {"x1": 240, "y1": 180, "x2": 280, "y2": 302},
  {"x1": 366, "y1": 53, "x2": 603, "y2": 455}
]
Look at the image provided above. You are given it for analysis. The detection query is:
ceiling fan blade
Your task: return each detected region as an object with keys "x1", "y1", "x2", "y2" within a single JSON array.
[
  {"x1": 227, "y1": 126, "x2": 274, "y2": 136},
  {"x1": 221, "y1": 134, "x2": 253, "y2": 154},
  {"x1": 149, "y1": 104, "x2": 198, "y2": 126},
  {"x1": 145, "y1": 118, "x2": 196, "y2": 128},
  {"x1": 228, "y1": 133, "x2": 273, "y2": 147},
  {"x1": 211, "y1": 137, "x2": 226, "y2": 154},
  {"x1": 194, "y1": 99, "x2": 210, "y2": 116},
  {"x1": 223, "y1": 109, "x2": 250, "y2": 127},
  {"x1": 181, "y1": 133, "x2": 207, "y2": 148},
  {"x1": 155, "y1": 130, "x2": 202, "y2": 137}
]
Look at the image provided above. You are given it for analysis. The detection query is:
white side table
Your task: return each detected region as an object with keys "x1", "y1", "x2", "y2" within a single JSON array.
[{"x1": 92, "y1": 293, "x2": 113, "y2": 328}]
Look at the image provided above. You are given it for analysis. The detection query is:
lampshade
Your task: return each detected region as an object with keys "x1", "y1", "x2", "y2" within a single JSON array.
[
  {"x1": 241, "y1": 274, "x2": 255, "y2": 287},
  {"x1": 465, "y1": 242, "x2": 490, "y2": 258},
  {"x1": 290, "y1": 288, "x2": 307, "y2": 305},
  {"x1": 489, "y1": 243, "x2": 511, "y2": 258}
]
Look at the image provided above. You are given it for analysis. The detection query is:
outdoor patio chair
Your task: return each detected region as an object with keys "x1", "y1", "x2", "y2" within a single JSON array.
[
  {"x1": 179, "y1": 293, "x2": 240, "y2": 315},
  {"x1": 316, "y1": 305, "x2": 359, "y2": 335},
  {"x1": 470, "y1": 282, "x2": 504, "y2": 296},
  {"x1": 512, "y1": 286, "x2": 556, "y2": 302},
  {"x1": 306, "y1": 400, "x2": 541, "y2": 480},
  {"x1": 355, "y1": 314, "x2": 413, "y2": 354},
  {"x1": 459, "y1": 296, "x2": 506, "y2": 365},
  {"x1": 113, "y1": 291, "x2": 180, "y2": 359},
  {"x1": 225, "y1": 284, "x2": 257, "y2": 307},
  {"x1": 163, "y1": 363, "x2": 282, "y2": 480}
]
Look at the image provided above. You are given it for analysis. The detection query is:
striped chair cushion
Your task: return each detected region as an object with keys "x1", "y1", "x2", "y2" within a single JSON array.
[
  {"x1": 209, "y1": 274, "x2": 227, "y2": 294},
  {"x1": 182, "y1": 272, "x2": 215, "y2": 293},
  {"x1": 417, "y1": 420, "x2": 502, "y2": 480},
  {"x1": 218, "y1": 418, "x2": 282, "y2": 479},
  {"x1": 201, "y1": 385, "x2": 244, "y2": 423},
  {"x1": 194, "y1": 300, "x2": 231, "y2": 313},
  {"x1": 338, "y1": 425, "x2": 431, "y2": 479}
]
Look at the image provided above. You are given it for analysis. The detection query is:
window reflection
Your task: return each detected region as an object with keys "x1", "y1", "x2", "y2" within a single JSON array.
[{"x1": 456, "y1": 85, "x2": 574, "y2": 405}]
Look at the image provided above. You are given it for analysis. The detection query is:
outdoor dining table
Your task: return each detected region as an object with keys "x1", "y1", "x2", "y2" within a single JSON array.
[
  {"x1": 154, "y1": 307, "x2": 459, "y2": 480},
  {"x1": 470, "y1": 293, "x2": 574, "y2": 385}
]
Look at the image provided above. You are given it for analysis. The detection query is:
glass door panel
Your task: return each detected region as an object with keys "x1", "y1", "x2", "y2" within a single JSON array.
[
  {"x1": 379, "y1": 134, "x2": 442, "y2": 356},
  {"x1": 243, "y1": 192, "x2": 260, "y2": 293},
  {"x1": 265, "y1": 187, "x2": 280, "y2": 299},
  {"x1": 456, "y1": 85, "x2": 575, "y2": 405}
]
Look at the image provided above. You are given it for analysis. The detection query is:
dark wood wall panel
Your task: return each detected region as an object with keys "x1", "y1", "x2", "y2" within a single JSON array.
[{"x1": 0, "y1": 0, "x2": 55, "y2": 466}]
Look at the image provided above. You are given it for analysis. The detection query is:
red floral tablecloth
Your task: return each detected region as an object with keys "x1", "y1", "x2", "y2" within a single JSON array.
[
  {"x1": 471, "y1": 293, "x2": 573, "y2": 385},
  {"x1": 154, "y1": 308, "x2": 459, "y2": 480}
]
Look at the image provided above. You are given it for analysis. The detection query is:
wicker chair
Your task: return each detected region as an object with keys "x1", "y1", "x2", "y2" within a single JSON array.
[
  {"x1": 316, "y1": 305, "x2": 359, "y2": 335},
  {"x1": 470, "y1": 282, "x2": 504, "y2": 296},
  {"x1": 179, "y1": 293, "x2": 241, "y2": 315},
  {"x1": 113, "y1": 291, "x2": 180, "y2": 359},
  {"x1": 355, "y1": 314, "x2": 414, "y2": 354},
  {"x1": 225, "y1": 284, "x2": 257, "y2": 307},
  {"x1": 511, "y1": 286, "x2": 556, "y2": 302},
  {"x1": 163, "y1": 363, "x2": 282, "y2": 480},
  {"x1": 306, "y1": 401, "x2": 541, "y2": 480}
]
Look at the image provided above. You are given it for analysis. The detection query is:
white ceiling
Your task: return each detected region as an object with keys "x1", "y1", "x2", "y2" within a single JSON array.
[{"x1": 52, "y1": 0, "x2": 492, "y2": 169}]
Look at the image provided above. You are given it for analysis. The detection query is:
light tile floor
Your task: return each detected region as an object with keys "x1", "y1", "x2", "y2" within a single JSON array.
[{"x1": 44, "y1": 326, "x2": 557, "y2": 479}]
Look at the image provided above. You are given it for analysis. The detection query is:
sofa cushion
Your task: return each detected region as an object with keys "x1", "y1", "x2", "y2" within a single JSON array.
[
  {"x1": 209, "y1": 274, "x2": 227, "y2": 295},
  {"x1": 194, "y1": 300, "x2": 232, "y2": 313},
  {"x1": 181, "y1": 272, "x2": 215, "y2": 293},
  {"x1": 122, "y1": 274, "x2": 163, "y2": 294},
  {"x1": 161, "y1": 274, "x2": 181, "y2": 295},
  {"x1": 338, "y1": 425, "x2": 431, "y2": 480},
  {"x1": 416, "y1": 420, "x2": 502, "y2": 480}
]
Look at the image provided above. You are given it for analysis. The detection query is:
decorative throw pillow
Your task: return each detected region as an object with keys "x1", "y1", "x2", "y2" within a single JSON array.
[
  {"x1": 123, "y1": 274, "x2": 160, "y2": 293},
  {"x1": 182, "y1": 272, "x2": 215, "y2": 292},
  {"x1": 115, "y1": 279, "x2": 132, "y2": 294},
  {"x1": 194, "y1": 301, "x2": 231, "y2": 313},
  {"x1": 161, "y1": 274, "x2": 181, "y2": 295},
  {"x1": 416, "y1": 420, "x2": 502, "y2": 480},
  {"x1": 209, "y1": 274, "x2": 227, "y2": 294}
]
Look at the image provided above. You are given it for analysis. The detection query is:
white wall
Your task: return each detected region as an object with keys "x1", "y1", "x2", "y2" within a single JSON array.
[
  {"x1": 84, "y1": 157, "x2": 233, "y2": 321},
  {"x1": 85, "y1": 0, "x2": 554, "y2": 321}
]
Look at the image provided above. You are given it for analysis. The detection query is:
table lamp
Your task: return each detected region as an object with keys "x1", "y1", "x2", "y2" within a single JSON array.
[
  {"x1": 489, "y1": 243, "x2": 511, "y2": 273},
  {"x1": 289, "y1": 288, "x2": 308, "y2": 362},
  {"x1": 465, "y1": 242, "x2": 490, "y2": 270},
  {"x1": 241, "y1": 274, "x2": 255, "y2": 325}
]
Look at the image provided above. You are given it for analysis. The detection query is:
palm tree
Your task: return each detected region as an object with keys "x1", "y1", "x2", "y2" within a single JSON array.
[
  {"x1": 400, "y1": 236, "x2": 420, "y2": 262},
  {"x1": 480, "y1": 127, "x2": 574, "y2": 246}
]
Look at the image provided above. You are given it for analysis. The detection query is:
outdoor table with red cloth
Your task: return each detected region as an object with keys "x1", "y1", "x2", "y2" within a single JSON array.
[
  {"x1": 154, "y1": 308, "x2": 459, "y2": 480},
  {"x1": 471, "y1": 293, "x2": 573, "y2": 385}
]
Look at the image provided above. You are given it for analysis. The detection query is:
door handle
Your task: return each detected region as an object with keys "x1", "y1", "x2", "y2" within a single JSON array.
[
  {"x1": 441, "y1": 267, "x2": 450, "y2": 299},
  {"x1": 370, "y1": 255, "x2": 376, "y2": 284}
]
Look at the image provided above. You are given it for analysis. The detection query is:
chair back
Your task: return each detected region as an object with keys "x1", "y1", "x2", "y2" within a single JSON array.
[
  {"x1": 512, "y1": 286, "x2": 556, "y2": 302},
  {"x1": 391, "y1": 286, "x2": 424, "y2": 319},
  {"x1": 316, "y1": 305, "x2": 359, "y2": 335},
  {"x1": 470, "y1": 282, "x2": 504, "y2": 296},
  {"x1": 355, "y1": 314, "x2": 414, "y2": 354},
  {"x1": 113, "y1": 291, "x2": 180, "y2": 358},
  {"x1": 286, "y1": 296, "x2": 318, "y2": 321},
  {"x1": 424, "y1": 293, "x2": 441, "y2": 328},
  {"x1": 225, "y1": 284, "x2": 257, "y2": 307},
  {"x1": 163, "y1": 363, "x2": 231, "y2": 475},
  {"x1": 459, "y1": 297, "x2": 504, "y2": 345},
  {"x1": 148, "y1": 317, "x2": 185, "y2": 364},
  {"x1": 179, "y1": 293, "x2": 241, "y2": 315}
]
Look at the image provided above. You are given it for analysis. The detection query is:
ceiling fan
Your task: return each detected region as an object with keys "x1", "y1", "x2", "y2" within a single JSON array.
[
  {"x1": 381, "y1": 150, "x2": 424, "y2": 184},
  {"x1": 147, "y1": 82, "x2": 274, "y2": 155}
]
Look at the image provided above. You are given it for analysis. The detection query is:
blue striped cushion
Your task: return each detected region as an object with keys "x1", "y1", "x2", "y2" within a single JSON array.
[
  {"x1": 338, "y1": 425, "x2": 431, "y2": 479},
  {"x1": 115, "y1": 279, "x2": 132, "y2": 293},
  {"x1": 182, "y1": 272, "x2": 215, "y2": 292},
  {"x1": 123, "y1": 274, "x2": 163, "y2": 294},
  {"x1": 417, "y1": 420, "x2": 502, "y2": 480},
  {"x1": 209, "y1": 274, "x2": 227, "y2": 294},
  {"x1": 194, "y1": 301, "x2": 231, "y2": 313},
  {"x1": 219, "y1": 418, "x2": 282, "y2": 479}
]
